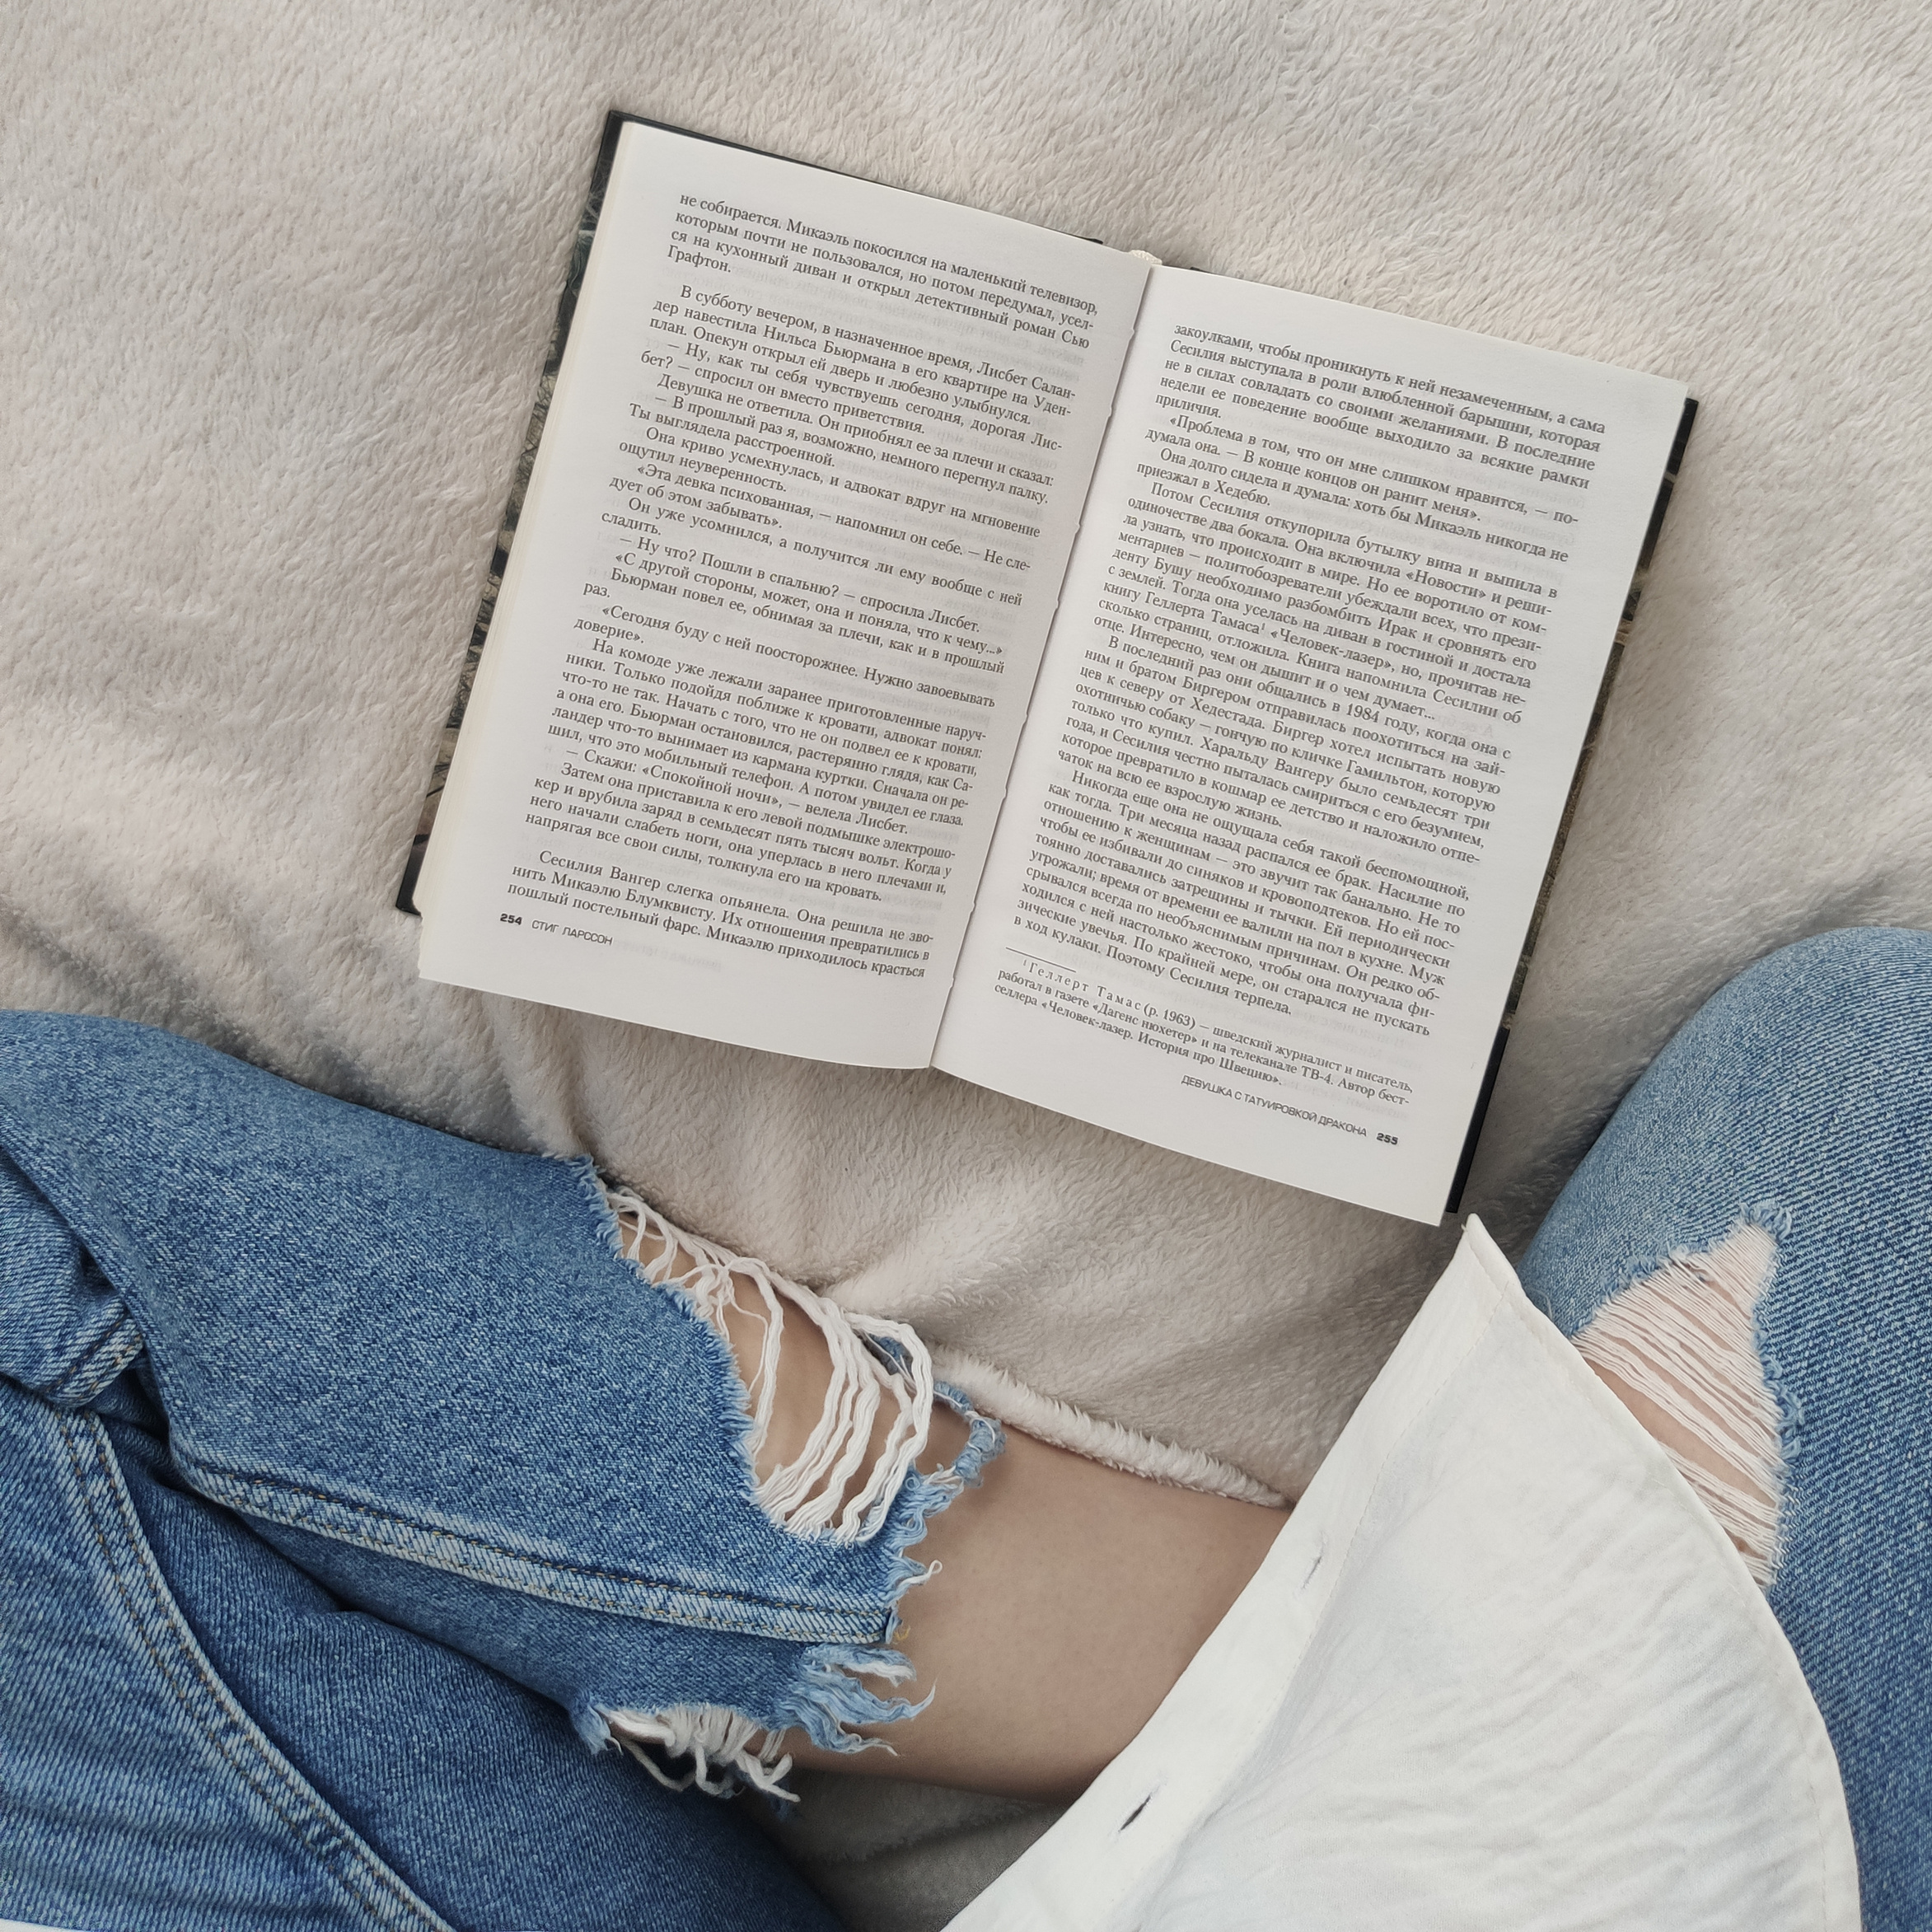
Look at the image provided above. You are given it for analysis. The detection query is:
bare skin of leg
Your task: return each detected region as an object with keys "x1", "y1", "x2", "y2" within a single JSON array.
[
  {"x1": 620, "y1": 1215, "x2": 1773, "y2": 1801},
  {"x1": 618, "y1": 1213, "x2": 1289, "y2": 1803}
]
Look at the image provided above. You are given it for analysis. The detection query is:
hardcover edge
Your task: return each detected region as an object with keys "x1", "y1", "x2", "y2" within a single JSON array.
[{"x1": 1443, "y1": 393, "x2": 1700, "y2": 1215}]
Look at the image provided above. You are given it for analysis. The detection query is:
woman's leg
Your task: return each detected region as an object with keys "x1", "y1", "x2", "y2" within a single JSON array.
[
  {"x1": 15, "y1": 946, "x2": 1916, "y2": 1928},
  {"x1": 820, "y1": 1426, "x2": 1284, "y2": 1797},
  {"x1": 0, "y1": 994, "x2": 1284, "y2": 1928},
  {"x1": 0, "y1": 1368, "x2": 840, "y2": 1932},
  {"x1": 595, "y1": 1206, "x2": 1287, "y2": 1800},
  {"x1": 1518, "y1": 928, "x2": 1932, "y2": 1932}
]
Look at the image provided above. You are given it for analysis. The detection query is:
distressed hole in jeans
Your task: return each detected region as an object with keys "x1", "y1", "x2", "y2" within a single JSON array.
[
  {"x1": 605, "y1": 1702, "x2": 796, "y2": 1799},
  {"x1": 1574, "y1": 1219, "x2": 1785, "y2": 1585},
  {"x1": 601, "y1": 1181, "x2": 935, "y2": 1544}
]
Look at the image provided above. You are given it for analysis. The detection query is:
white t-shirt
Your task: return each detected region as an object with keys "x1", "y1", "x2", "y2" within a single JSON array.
[{"x1": 952, "y1": 1218, "x2": 1858, "y2": 1932}]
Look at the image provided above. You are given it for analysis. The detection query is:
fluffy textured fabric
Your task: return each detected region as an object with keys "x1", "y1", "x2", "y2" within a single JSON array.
[{"x1": 5, "y1": 2, "x2": 1930, "y2": 1916}]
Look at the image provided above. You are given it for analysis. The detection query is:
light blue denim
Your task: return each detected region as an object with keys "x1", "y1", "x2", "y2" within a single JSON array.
[
  {"x1": 15, "y1": 931, "x2": 1932, "y2": 1929},
  {"x1": 0, "y1": 1010, "x2": 998, "y2": 1930},
  {"x1": 1521, "y1": 928, "x2": 1932, "y2": 1932}
]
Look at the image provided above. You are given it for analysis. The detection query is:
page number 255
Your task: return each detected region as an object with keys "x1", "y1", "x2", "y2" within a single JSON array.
[{"x1": 1377, "y1": 1132, "x2": 1398, "y2": 1146}]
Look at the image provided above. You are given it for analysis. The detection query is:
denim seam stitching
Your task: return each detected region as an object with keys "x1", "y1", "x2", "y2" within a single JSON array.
[
  {"x1": 58, "y1": 1412, "x2": 455, "y2": 1932},
  {"x1": 175, "y1": 1449, "x2": 893, "y2": 1644},
  {"x1": 47, "y1": 1310, "x2": 144, "y2": 1408}
]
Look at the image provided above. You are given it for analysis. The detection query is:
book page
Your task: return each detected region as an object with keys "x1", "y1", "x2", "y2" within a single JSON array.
[
  {"x1": 417, "y1": 121, "x2": 1148, "y2": 1066},
  {"x1": 936, "y1": 268, "x2": 1686, "y2": 1220}
]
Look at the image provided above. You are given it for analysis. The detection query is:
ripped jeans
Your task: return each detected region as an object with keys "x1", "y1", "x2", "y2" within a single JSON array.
[
  {"x1": 1522, "y1": 926, "x2": 1932, "y2": 1930},
  {"x1": 0, "y1": 1010, "x2": 997, "y2": 1931},
  {"x1": 7, "y1": 928, "x2": 1932, "y2": 1930}
]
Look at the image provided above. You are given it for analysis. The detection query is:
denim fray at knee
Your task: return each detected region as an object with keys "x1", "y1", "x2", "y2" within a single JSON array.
[
  {"x1": 1519, "y1": 929, "x2": 1932, "y2": 1930},
  {"x1": 586, "y1": 1168, "x2": 1003, "y2": 1795},
  {"x1": 0, "y1": 1011, "x2": 1002, "y2": 1803}
]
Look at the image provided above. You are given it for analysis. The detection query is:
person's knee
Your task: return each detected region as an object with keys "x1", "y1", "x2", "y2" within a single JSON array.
[
  {"x1": 1522, "y1": 927, "x2": 1932, "y2": 1335},
  {"x1": 1683, "y1": 926, "x2": 1932, "y2": 1078},
  {"x1": 1573, "y1": 1219, "x2": 1785, "y2": 1584},
  {"x1": 1593, "y1": 925, "x2": 1932, "y2": 1186}
]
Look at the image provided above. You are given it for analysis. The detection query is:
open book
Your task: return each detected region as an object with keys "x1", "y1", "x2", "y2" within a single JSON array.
[{"x1": 406, "y1": 115, "x2": 1694, "y2": 1224}]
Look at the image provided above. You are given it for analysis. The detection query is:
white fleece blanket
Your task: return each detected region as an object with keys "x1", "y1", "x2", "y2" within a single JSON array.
[{"x1": 6, "y1": 2, "x2": 1930, "y2": 1921}]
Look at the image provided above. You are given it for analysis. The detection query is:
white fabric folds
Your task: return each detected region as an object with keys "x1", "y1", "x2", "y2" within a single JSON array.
[{"x1": 952, "y1": 1219, "x2": 1858, "y2": 1931}]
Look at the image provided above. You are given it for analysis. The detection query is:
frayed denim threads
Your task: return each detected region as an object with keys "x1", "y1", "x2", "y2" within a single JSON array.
[
  {"x1": 0, "y1": 1011, "x2": 1003, "y2": 1813},
  {"x1": 1520, "y1": 929, "x2": 1932, "y2": 1930}
]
